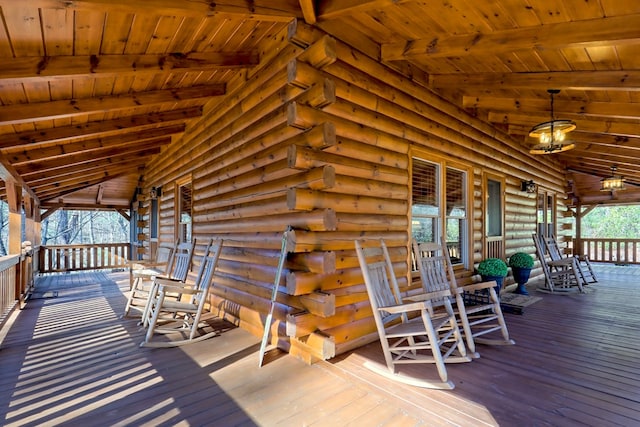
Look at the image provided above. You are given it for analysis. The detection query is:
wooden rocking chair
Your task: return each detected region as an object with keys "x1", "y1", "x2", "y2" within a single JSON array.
[
  {"x1": 124, "y1": 239, "x2": 196, "y2": 321},
  {"x1": 544, "y1": 234, "x2": 597, "y2": 285},
  {"x1": 141, "y1": 238, "x2": 223, "y2": 348},
  {"x1": 124, "y1": 239, "x2": 177, "y2": 318},
  {"x1": 355, "y1": 239, "x2": 470, "y2": 390},
  {"x1": 412, "y1": 238, "x2": 514, "y2": 359},
  {"x1": 532, "y1": 233, "x2": 583, "y2": 293}
]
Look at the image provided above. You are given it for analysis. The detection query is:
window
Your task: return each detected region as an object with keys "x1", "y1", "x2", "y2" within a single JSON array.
[
  {"x1": 150, "y1": 196, "x2": 159, "y2": 239},
  {"x1": 484, "y1": 175, "x2": 505, "y2": 259},
  {"x1": 486, "y1": 178, "x2": 502, "y2": 237},
  {"x1": 537, "y1": 190, "x2": 556, "y2": 238},
  {"x1": 176, "y1": 178, "x2": 192, "y2": 242},
  {"x1": 412, "y1": 157, "x2": 469, "y2": 266}
]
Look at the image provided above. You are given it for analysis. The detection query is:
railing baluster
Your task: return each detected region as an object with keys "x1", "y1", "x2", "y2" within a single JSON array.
[
  {"x1": 572, "y1": 238, "x2": 640, "y2": 264},
  {"x1": 38, "y1": 243, "x2": 129, "y2": 273}
]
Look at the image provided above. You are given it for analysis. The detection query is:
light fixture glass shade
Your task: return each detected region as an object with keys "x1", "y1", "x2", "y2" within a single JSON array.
[
  {"x1": 529, "y1": 90, "x2": 577, "y2": 154},
  {"x1": 601, "y1": 176, "x2": 625, "y2": 191},
  {"x1": 600, "y1": 166, "x2": 626, "y2": 191}
]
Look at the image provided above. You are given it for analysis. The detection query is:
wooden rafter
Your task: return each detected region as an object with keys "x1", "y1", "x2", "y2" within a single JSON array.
[
  {"x1": 463, "y1": 96, "x2": 640, "y2": 121},
  {"x1": 0, "y1": 53, "x2": 259, "y2": 85},
  {"x1": 430, "y1": 71, "x2": 640, "y2": 91},
  {"x1": 495, "y1": 113, "x2": 640, "y2": 138},
  {"x1": 382, "y1": 14, "x2": 640, "y2": 60},
  {"x1": 0, "y1": 107, "x2": 201, "y2": 148},
  {"x1": 298, "y1": 0, "x2": 317, "y2": 24},
  {"x1": 316, "y1": 0, "x2": 397, "y2": 20},
  {"x1": 0, "y1": 0, "x2": 301, "y2": 21},
  {"x1": 26, "y1": 157, "x2": 153, "y2": 186},
  {"x1": 0, "y1": 85, "x2": 225, "y2": 125},
  {"x1": 4, "y1": 124, "x2": 184, "y2": 164},
  {"x1": 15, "y1": 139, "x2": 167, "y2": 175},
  {"x1": 38, "y1": 171, "x2": 138, "y2": 202}
]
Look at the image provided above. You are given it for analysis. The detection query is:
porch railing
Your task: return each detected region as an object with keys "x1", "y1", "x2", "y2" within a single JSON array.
[
  {"x1": 575, "y1": 238, "x2": 640, "y2": 264},
  {"x1": 39, "y1": 243, "x2": 130, "y2": 274},
  {"x1": 0, "y1": 255, "x2": 19, "y2": 322}
]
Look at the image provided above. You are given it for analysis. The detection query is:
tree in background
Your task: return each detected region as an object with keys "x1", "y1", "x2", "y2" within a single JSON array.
[
  {"x1": 580, "y1": 205, "x2": 640, "y2": 238},
  {"x1": 42, "y1": 210, "x2": 129, "y2": 245},
  {"x1": 0, "y1": 202, "x2": 129, "y2": 256}
]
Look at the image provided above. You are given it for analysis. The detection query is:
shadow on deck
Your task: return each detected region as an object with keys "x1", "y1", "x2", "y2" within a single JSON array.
[{"x1": 0, "y1": 265, "x2": 639, "y2": 426}]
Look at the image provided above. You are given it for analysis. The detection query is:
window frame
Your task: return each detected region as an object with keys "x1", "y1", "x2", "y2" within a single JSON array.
[
  {"x1": 175, "y1": 176, "x2": 193, "y2": 243},
  {"x1": 411, "y1": 152, "x2": 472, "y2": 269},
  {"x1": 482, "y1": 172, "x2": 506, "y2": 259}
]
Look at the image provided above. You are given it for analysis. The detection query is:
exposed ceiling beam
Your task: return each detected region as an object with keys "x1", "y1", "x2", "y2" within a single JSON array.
[
  {"x1": 34, "y1": 167, "x2": 141, "y2": 195},
  {"x1": 567, "y1": 133, "x2": 640, "y2": 148},
  {"x1": 38, "y1": 171, "x2": 137, "y2": 202},
  {"x1": 41, "y1": 202, "x2": 130, "y2": 211},
  {"x1": 316, "y1": 0, "x2": 398, "y2": 20},
  {"x1": 95, "y1": 185, "x2": 104, "y2": 204},
  {"x1": 382, "y1": 14, "x2": 640, "y2": 60},
  {"x1": 0, "y1": 0, "x2": 300, "y2": 21},
  {"x1": 28, "y1": 159, "x2": 152, "y2": 188},
  {"x1": 463, "y1": 96, "x2": 640, "y2": 120},
  {"x1": 298, "y1": 0, "x2": 316, "y2": 24},
  {"x1": 15, "y1": 140, "x2": 166, "y2": 175},
  {"x1": 4, "y1": 124, "x2": 184, "y2": 164},
  {"x1": 430, "y1": 70, "x2": 640, "y2": 91},
  {"x1": 0, "y1": 107, "x2": 202, "y2": 148},
  {"x1": 0, "y1": 159, "x2": 39, "y2": 203},
  {"x1": 494, "y1": 112, "x2": 640, "y2": 138},
  {"x1": 0, "y1": 53, "x2": 259, "y2": 85},
  {"x1": 0, "y1": 85, "x2": 225, "y2": 125}
]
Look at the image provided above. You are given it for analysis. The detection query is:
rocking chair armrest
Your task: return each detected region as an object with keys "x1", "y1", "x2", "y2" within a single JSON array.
[
  {"x1": 130, "y1": 260, "x2": 167, "y2": 269},
  {"x1": 153, "y1": 277, "x2": 184, "y2": 287},
  {"x1": 133, "y1": 268, "x2": 164, "y2": 278},
  {"x1": 157, "y1": 283, "x2": 199, "y2": 295},
  {"x1": 380, "y1": 299, "x2": 433, "y2": 314},
  {"x1": 547, "y1": 259, "x2": 574, "y2": 267},
  {"x1": 405, "y1": 289, "x2": 453, "y2": 302},
  {"x1": 461, "y1": 281, "x2": 497, "y2": 292}
]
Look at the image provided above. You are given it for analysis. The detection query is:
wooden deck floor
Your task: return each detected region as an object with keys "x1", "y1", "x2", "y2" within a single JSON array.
[{"x1": 1, "y1": 266, "x2": 639, "y2": 426}]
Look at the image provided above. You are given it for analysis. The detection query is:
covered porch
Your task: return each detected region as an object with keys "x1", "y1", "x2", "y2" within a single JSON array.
[{"x1": 1, "y1": 266, "x2": 638, "y2": 426}]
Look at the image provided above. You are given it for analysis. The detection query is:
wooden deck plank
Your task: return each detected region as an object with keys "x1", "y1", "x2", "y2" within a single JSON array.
[{"x1": 0, "y1": 265, "x2": 639, "y2": 426}]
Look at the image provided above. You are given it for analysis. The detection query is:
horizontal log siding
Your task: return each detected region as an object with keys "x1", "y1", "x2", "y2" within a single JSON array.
[{"x1": 137, "y1": 21, "x2": 569, "y2": 363}]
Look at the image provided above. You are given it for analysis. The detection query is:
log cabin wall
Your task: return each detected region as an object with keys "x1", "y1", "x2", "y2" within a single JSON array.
[{"x1": 137, "y1": 21, "x2": 571, "y2": 363}]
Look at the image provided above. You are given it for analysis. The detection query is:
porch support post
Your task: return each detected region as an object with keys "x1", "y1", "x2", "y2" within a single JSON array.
[
  {"x1": 575, "y1": 202, "x2": 583, "y2": 257},
  {"x1": 6, "y1": 181, "x2": 23, "y2": 255}
]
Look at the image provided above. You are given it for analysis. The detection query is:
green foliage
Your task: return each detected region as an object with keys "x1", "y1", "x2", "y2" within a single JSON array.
[
  {"x1": 580, "y1": 205, "x2": 640, "y2": 238},
  {"x1": 477, "y1": 258, "x2": 508, "y2": 277},
  {"x1": 508, "y1": 252, "x2": 534, "y2": 269}
]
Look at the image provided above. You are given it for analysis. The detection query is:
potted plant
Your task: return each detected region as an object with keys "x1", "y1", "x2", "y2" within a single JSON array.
[
  {"x1": 477, "y1": 258, "x2": 508, "y2": 296},
  {"x1": 508, "y1": 252, "x2": 534, "y2": 295}
]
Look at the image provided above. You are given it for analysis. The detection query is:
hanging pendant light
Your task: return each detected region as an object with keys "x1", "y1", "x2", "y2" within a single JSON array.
[
  {"x1": 529, "y1": 89, "x2": 576, "y2": 154},
  {"x1": 600, "y1": 165, "x2": 626, "y2": 191}
]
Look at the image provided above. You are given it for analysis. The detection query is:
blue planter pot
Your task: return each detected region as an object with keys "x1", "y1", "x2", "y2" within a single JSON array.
[
  {"x1": 481, "y1": 275, "x2": 505, "y2": 297},
  {"x1": 511, "y1": 267, "x2": 532, "y2": 295}
]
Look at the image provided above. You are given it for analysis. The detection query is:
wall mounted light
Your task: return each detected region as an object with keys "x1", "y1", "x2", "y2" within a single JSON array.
[
  {"x1": 520, "y1": 180, "x2": 536, "y2": 193},
  {"x1": 150, "y1": 186, "x2": 162, "y2": 199}
]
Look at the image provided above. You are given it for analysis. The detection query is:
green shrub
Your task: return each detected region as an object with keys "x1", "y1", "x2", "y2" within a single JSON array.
[
  {"x1": 508, "y1": 252, "x2": 534, "y2": 269},
  {"x1": 477, "y1": 258, "x2": 508, "y2": 277}
]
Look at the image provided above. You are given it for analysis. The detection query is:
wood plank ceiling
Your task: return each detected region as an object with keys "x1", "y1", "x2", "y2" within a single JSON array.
[
  {"x1": 1, "y1": 0, "x2": 640, "y2": 210},
  {"x1": 0, "y1": 0, "x2": 300, "y2": 210}
]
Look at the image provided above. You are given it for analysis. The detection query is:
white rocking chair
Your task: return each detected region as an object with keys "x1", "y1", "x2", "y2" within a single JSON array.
[
  {"x1": 124, "y1": 239, "x2": 196, "y2": 321},
  {"x1": 355, "y1": 238, "x2": 470, "y2": 390},
  {"x1": 412, "y1": 238, "x2": 514, "y2": 359},
  {"x1": 141, "y1": 239, "x2": 223, "y2": 348}
]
